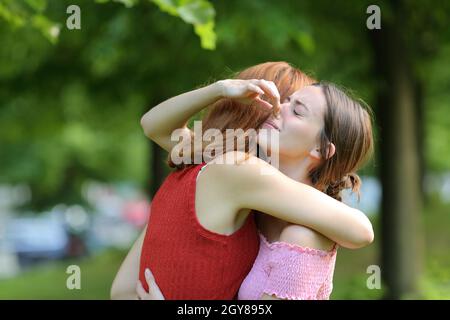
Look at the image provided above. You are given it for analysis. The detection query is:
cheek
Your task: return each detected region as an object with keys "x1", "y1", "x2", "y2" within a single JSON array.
[{"x1": 280, "y1": 122, "x2": 317, "y2": 155}]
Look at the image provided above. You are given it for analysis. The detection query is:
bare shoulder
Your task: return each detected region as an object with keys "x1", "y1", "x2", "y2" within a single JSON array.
[
  {"x1": 197, "y1": 151, "x2": 279, "y2": 208},
  {"x1": 279, "y1": 224, "x2": 336, "y2": 251},
  {"x1": 206, "y1": 151, "x2": 278, "y2": 182}
]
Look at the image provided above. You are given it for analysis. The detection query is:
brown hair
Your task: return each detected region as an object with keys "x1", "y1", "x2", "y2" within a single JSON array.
[
  {"x1": 167, "y1": 62, "x2": 374, "y2": 202},
  {"x1": 309, "y1": 82, "x2": 374, "y2": 201}
]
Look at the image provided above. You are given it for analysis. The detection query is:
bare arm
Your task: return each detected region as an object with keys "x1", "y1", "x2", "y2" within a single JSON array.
[
  {"x1": 140, "y1": 79, "x2": 279, "y2": 152},
  {"x1": 215, "y1": 153, "x2": 374, "y2": 249},
  {"x1": 140, "y1": 83, "x2": 223, "y2": 152},
  {"x1": 110, "y1": 226, "x2": 147, "y2": 300}
]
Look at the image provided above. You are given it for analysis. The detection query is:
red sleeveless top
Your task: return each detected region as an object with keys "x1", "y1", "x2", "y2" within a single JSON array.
[{"x1": 139, "y1": 163, "x2": 260, "y2": 299}]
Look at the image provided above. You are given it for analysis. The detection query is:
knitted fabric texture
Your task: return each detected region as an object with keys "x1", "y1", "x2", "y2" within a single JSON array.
[
  {"x1": 238, "y1": 232, "x2": 337, "y2": 300},
  {"x1": 139, "y1": 162, "x2": 260, "y2": 299}
]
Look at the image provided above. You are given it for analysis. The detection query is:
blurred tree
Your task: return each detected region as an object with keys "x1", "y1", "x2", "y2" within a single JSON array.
[
  {"x1": 368, "y1": 0, "x2": 450, "y2": 299},
  {"x1": 1, "y1": 0, "x2": 450, "y2": 300},
  {"x1": 289, "y1": 0, "x2": 450, "y2": 299},
  {"x1": 370, "y1": 8, "x2": 424, "y2": 299},
  {"x1": 0, "y1": 0, "x2": 61, "y2": 43},
  {"x1": 97, "y1": 0, "x2": 217, "y2": 50},
  {"x1": 1, "y1": 0, "x2": 317, "y2": 205}
]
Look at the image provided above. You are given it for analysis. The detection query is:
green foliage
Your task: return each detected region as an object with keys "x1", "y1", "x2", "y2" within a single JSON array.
[
  {"x1": 0, "y1": 0, "x2": 60, "y2": 43},
  {"x1": 0, "y1": 0, "x2": 216, "y2": 49},
  {"x1": 0, "y1": 0, "x2": 449, "y2": 210},
  {"x1": 423, "y1": 44, "x2": 450, "y2": 171},
  {"x1": 93, "y1": 0, "x2": 216, "y2": 49},
  {"x1": 0, "y1": 1, "x2": 26, "y2": 27},
  {"x1": 25, "y1": 0, "x2": 47, "y2": 12},
  {"x1": 150, "y1": 0, "x2": 216, "y2": 49}
]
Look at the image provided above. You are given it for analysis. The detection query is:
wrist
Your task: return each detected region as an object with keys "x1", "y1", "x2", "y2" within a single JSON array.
[{"x1": 212, "y1": 80, "x2": 225, "y2": 99}]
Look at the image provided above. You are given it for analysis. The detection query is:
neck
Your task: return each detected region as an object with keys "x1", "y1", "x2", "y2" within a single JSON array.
[
  {"x1": 257, "y1": 154, "x2": 316, "y2": 235},
  {"x1": 257, "y1": 148, "x2": 315, "y2": 185},
  {"x1": 278, "y1": 156, "x2": 314, "y2": 186}
]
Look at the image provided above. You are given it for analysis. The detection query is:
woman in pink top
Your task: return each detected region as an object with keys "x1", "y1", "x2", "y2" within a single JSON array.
[
  {"x1": 112, "y1": 62, "x2": 374, "y2": 300},
  {"x1": 237, "y1": 228, "x2": 338, "y2": 300}
]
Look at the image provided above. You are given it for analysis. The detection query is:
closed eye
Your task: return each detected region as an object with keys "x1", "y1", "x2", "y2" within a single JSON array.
[{"x1": 293, "y1": 107, "x2": 303, "y2": 116}]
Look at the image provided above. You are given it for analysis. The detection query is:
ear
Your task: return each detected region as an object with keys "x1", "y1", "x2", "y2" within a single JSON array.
[
  {"x1": 309, "y1": 142, "x2": 336, "y2": 160},
  {"x1": 326, "y1": 142, "x2": 336, "y2": 160}
]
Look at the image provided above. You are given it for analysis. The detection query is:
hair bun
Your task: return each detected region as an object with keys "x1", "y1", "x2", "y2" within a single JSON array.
[
  {"x1": 345, "y1": 173, "x2": 361, "y2": 192},
  {"x1": 325, "y1": 173, "x2": 362, "y2": 202}
]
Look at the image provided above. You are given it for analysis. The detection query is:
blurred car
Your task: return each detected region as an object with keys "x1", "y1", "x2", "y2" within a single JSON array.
[{"x1": 5, "y1": 212, "x2": 69, "y2": 267}]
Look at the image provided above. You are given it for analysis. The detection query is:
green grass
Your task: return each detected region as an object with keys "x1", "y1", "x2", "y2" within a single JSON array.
[
  {"x1": 419, "y1": 196, "x2": 450, "y2": 299},
  {"x1": 0, "y1": 198, "x2": 449, "y2": 300}
]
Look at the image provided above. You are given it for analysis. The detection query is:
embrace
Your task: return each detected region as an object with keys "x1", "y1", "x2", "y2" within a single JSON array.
[{"x1": 110, "y1": 61, "x2": 374, "y2": 300}]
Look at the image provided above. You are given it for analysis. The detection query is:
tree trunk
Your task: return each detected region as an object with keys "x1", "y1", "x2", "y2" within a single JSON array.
[
  {"x1": 414, "y1": 80, "x2": 427, "y2": 204},
  {"x1": 369, "y1": 5, "x2": 424, "y2": 299}
]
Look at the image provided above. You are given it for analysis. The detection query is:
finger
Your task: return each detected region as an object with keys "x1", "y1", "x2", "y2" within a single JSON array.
[
  {"x1": 264, "y1": 81, "x2": 281, "y2": 113},
  {"x1": 254, "y1": 96, "x2": 273, "y2": 110},
  {"x1": 252, "y1": 81, "x2": 280, "y2": 112},
  {"x1": 249, "y1": 79, "x2": 272, "y2": 96},
  {"x1": 145, "y1": 268, "x2": 165, "y2": 300},
  {"x1": 144, "y1": 268, "x2": 154, "y2": 286},
  {"x1": 258, "y1": 80, "x2": 280, "y2": 101},
  {"x1": 272, "y1": 104, "x2": 281, "y2": 118},
  {"x1": 247, "y1": 83, "x2": 264, "y2": 96},
  {"x1": 262, "y1": 80, "x2": 281, "y2": 108},
  {"x1": 136, "y1": 281, "x2": 148, "y2": 300},
  {"x1": 267, "y1": 81, "x2": 281, "y2": 100}
]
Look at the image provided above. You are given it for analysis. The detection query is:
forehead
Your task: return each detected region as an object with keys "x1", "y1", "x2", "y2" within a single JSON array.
[{"x1": 291, "y1": 86, "x2": 327, "y2": 116}]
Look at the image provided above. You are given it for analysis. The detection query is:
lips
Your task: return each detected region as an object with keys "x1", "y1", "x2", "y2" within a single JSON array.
[{"x1": 264, "y1": 120, "x2": 280, "y2": 131}]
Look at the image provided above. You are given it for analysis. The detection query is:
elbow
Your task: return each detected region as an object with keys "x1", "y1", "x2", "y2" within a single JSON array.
[
  {"x1": 140, "y1": 114, "x2": 155, "y2": 139},
  {"x1": 355, "y1": 224, "x2": 374, "y2": 249},
  {"x1": 366, "y1": 223, "x2": 375, "y2": 244},
  {"x1": 110, "y1": 278, "x2": 126, "y2": 300},
  {"x1": 110, "y1": 281, "x2": 119, "y2": 300},
  {"x1": 347, "y1": 211, "x2": 375, "y2": 249}
]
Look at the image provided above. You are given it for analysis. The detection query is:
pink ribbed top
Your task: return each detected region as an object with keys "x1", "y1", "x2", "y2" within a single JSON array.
[{"x1": 238, "y1": 232, "x2": 338, "y2": 300}]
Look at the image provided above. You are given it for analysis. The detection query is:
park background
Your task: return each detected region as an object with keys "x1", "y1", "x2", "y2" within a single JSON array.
[{"x1": 0, "y1": 0, "x2": 449, "y2": 299}]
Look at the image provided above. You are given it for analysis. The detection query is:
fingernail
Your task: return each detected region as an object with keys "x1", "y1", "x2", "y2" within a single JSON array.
[{"x1": 145, "y1": 268, "x2": 151, "y2": 278}]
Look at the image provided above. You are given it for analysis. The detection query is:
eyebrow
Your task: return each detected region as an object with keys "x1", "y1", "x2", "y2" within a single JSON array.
[{"x1": 294, "y1": 99, "x2": 310, "y2": 111}]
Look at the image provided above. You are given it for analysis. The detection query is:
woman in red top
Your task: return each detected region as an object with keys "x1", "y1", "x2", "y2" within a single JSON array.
[
  {"x1": 111, "y1": 62, "x2": 374, "y2": 300},
  {"x1": 138, "y1": 161, "x2": 260, "y2": 299}
]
